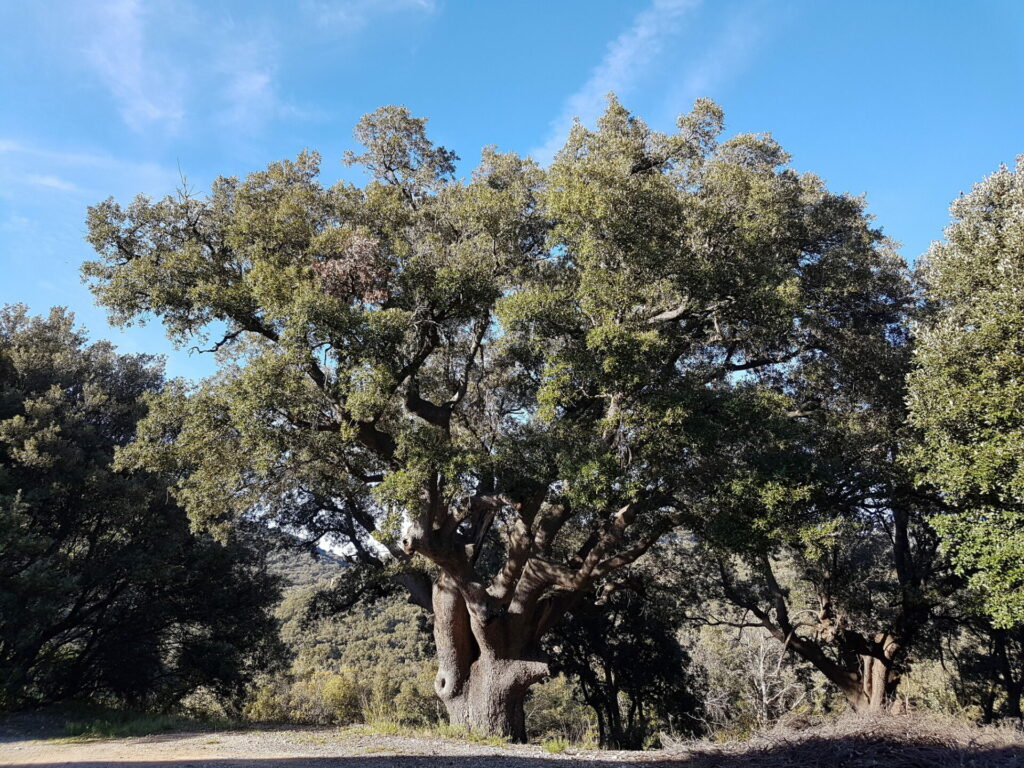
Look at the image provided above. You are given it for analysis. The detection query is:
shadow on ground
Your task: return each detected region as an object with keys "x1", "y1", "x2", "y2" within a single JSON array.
[{"x1": 4, "y1": 736, "x2": 1024, "y2": 768}]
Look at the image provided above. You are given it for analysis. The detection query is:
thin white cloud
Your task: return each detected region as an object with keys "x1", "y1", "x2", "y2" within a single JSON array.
[
  {"x1": 302, "y1": 0, "x2": 437, "y2": 32},
  {"x1": 82, "y1": 0, "x2": 186, "y2": 133},
  {"x1": 0, "y1": 140, "x2": 111, "y2": 168},
  {"x1": 26, "y1": 174, "x2": 81, "y2": 193},
  {"x1": 0, "y1": 214, "x2": 32, "y2": 232},
  {"x1": 0, "y1": 139, "x2": 178, "y2": 200},
  {"x1": 70, "y1": 1, "x2": 312, "y2": 136},
  {"x1": 214, "y1": 37, "x2": 313, "y2": 133},
  {"x1": 658, "y1": 9, "x2": 763, "y2": 123},
  {"x1": 1, "y1": 140, "x2": 98, "y2": 166},
  {"x1": 216, "y1": 39, "x2": 279, "y2": 131},
  {"x1": 13, "y1": 2, "x2": 327, "y2": 140},
  {"x1": 531, "y1": 0, "x2": 702, "y2": 163},
  {"x1": 4, "y1": 143, "x2": 161, "y2": 177},
  {"x1": 225, "y1": 71, "x2": 274, "y2": 122}
]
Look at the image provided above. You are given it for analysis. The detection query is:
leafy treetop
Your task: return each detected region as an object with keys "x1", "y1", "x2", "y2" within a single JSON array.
[
  {"x1": 83, "y1": 97, "x2": 907, "y2": 651},
  {"x1": 907, "y1": 157, "x2": 1024, "y2": 628}
]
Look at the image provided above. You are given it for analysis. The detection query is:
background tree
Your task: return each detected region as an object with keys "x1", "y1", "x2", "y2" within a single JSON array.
[
  {"x1": 83, "y1": 98, "x2": 908, "y2": 740},
  {"x1": 907, "y1": 157, "x2": 1024, "y2": 630},
  {"x1": 0, "y1": 305, "x2": 284, "y2": 712},
  {"x1": 679, "y1": 288, "x2": 958, "y2": 713},
  {"x1": 940, "y1": 606, "x2": 1024, "y2": 722},
  {"x1": 544, "y1": 568, "x2": 702, "y2": 749}
]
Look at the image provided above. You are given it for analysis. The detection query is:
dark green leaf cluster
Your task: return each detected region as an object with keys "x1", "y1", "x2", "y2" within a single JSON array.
[
  {"x1": 544, "y1": 580, "x2": 702, "y2": 748},
  {"x1": 0, "y1": 306, "x2": 285, "y2": 712},
  {"x1": 908, "y1": 158, "x2": 1024, "y2": 628}
]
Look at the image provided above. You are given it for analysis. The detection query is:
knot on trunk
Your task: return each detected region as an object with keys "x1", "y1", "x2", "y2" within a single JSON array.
[
  {"x1": 434, "y1": 667, "x2": 467, "y2": 701},
  {"x1": 401, "y1": 520, "x2": 427, "y2": 555}
]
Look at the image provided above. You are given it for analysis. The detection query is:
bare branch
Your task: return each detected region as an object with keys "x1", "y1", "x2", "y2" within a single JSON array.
[{"x1": 189, "y1": 327, "x2": 245, "y2": 354}]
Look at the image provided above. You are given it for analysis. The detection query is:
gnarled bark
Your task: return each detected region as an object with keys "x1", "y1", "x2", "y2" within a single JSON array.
[
  {"x1": 431, "y1": 572, "x2": 549, "y2": 741},
  {"x1": 396, "y1": 483, "x2": 677, "y2": 741}
]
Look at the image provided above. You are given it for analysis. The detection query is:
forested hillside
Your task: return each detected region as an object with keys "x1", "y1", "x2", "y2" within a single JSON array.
[{"x1": 268, "y1": 548, "x2": 349, "y2": 591}]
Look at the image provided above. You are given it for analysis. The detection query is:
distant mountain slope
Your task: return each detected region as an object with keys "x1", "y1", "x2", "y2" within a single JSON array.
[
  {"x1": 267, "y1": 547, "x2": 436, "y2": 677},
  {"x1": 267, "y1": 547, "x2": 348, "y2": 592}
]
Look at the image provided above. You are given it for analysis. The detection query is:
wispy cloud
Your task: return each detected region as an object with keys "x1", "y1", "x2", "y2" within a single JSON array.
[
  {"x1": 71, "y1": 1, "x2": 315, "y2": 137},
  {"x1": 216, "y1": 39, "x2": 280, "y2": 132},
  {"x1": 302, "y1": 0, "x2": 437, "y2": 33},
  {"x1": 0, "y1": 139, "x2": 123, "y2": 168},
  {"x1": 0, "y1": 140, "x2": 100, "y2": 167},
  {"x1": 0, "y1": 139, "x2": 178, "y2": 200},
  {"x1": 658, "y1": 8, "x2": 764, "y2": 124},
  {"x1": 82, "y1": 0, "x2": 186, "y2": 133},
  {"x1": 531, "y1": 0, "x2": 702, "y2": 163},
  {"x1": 26, "y1": 174, "x2": 80, "y2": 193},
  {"x1": 0, "y1": 213, "x2": 32, "y2": 233},
  {"x1": 223, "y1": 69, "x2": 275, "y2": 126}
]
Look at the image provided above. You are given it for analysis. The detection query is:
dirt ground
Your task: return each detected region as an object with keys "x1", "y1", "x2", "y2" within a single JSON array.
[{"x1": 2, "y1": 713, "x2": 1022, "y2": 768}]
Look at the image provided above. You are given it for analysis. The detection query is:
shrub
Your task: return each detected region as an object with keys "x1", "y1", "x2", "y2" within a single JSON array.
[
  {"x1": 392, "y1": 665, "x2": 443, "y2": 725},
  {"x1": 526, "y1": 675, "x2": 596, "y2": 745},
  {"x1": 322, "y1": 671, "x2": 363, "y2": 724},
  {"x1": 243, "y1": 679, "x2": 291, "y2": 722},
  {"x1": 542, "y1": 736, "x2": 570, "y2": 753}
]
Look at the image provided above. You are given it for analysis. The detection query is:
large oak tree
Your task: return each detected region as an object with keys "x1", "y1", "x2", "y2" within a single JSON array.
[{"x1": 83, "y1": 99, "x2": 907, "y2": 739}]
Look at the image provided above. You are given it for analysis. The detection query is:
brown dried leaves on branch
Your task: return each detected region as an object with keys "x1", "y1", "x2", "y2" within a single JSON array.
[{"x1": 312, "y1": 233, "x2": 390, "y2": 304}]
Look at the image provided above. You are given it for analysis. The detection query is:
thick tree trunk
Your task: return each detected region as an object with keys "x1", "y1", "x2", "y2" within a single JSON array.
[
  {"x1": 430, "y1": 574, "x2": 548, "y2": 741},
  {"x1": 778, "y1": 628, "x2": 901, "y2": 715},
  {"x1": 854, "y1": 652, "x2": 900, "y2": 713},
  {"x1": 993, "y1": 630, "x2": 1023, "y2": 721},
  {"x1": 834, "y1": 635, "x2": 901, "y2": 714},
  {"x1": 463, "y1": 659, "x2": 534, "y2": 739},
  {"x1": 817, "y1": 659, "x2": 897, "y2": 714},
  {"x1": 431, "y1": 574, "x2": 474, "y2": 726}
]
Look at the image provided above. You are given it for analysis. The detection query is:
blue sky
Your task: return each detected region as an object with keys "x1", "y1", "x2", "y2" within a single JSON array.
[{"x1": 2, "y1": 0, "x2": 1022, "y2": 380}]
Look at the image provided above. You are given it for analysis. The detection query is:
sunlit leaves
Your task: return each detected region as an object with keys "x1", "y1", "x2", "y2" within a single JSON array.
[
  {"x1": 82, "y1": 96, "x2": 911, "y2": 597},
  {"x1": 908, "y1": 157, "x2": 1024, "y2": 626}
]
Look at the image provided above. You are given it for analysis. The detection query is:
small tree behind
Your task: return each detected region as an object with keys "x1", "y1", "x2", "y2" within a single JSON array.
[{"x1": 545, "y1": 581, "x2": 702, "y2": 748}]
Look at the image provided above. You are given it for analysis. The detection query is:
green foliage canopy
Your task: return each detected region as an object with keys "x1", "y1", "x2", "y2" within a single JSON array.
[
  {"x1": 0, "y1": 306, "x2": 284, "y2": 710},
  {"x1": 82, "y1": 98, "x2": 909, "y2": 701},
  {"x1": 907, "y1": 158, "x2": 1024, "y2": 628}
]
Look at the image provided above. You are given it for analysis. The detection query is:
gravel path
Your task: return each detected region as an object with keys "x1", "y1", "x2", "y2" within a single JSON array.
[
  {"x1": 2, "y1": 716, "x2": 1022, "y2": 768},
  {"x1": 0, "y1": 725, "x2": 654, "y2": 768}
]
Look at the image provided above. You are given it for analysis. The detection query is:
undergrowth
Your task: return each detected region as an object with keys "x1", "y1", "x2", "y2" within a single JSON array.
[
  {"x1": 52, "y1": 705, "x2": 240, "y2": 741},
  {"x1": 542, "y1": 736, "x2": 570, "y2": 753},
  {"x1": 349, "y1": 719, "x2": 508, "y2": 746}
]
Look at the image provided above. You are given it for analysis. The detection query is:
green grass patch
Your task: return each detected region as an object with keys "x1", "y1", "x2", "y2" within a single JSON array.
[
  {"x1": 541, "y1": 736, "x2": 569, "y2": 753},
  {"x1": 49, "y1": 705, "x2": 240, "y2": 741},
  {"x1": 62, "y1": 714, "x2": 190, "y2": 740},
  {"x1": 349, "y1": 719, "x2": 508, "y2": 747}
]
